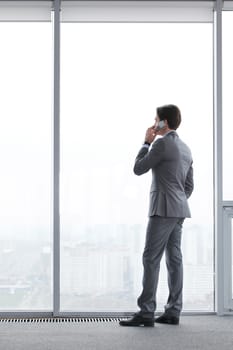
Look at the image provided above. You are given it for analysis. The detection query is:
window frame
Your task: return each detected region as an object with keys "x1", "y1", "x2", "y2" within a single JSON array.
[{"x1": 0, "y1": 0, "x2": 231, "y2": 317}]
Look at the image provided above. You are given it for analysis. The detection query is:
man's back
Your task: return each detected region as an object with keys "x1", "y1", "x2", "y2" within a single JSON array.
[{"x1": 134, "y1": 131, "x2": 193, "y2": 218}]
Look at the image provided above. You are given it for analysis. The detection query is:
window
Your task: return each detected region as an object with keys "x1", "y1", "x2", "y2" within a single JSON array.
[
  {"x1": 0, "y1": 22, "x2": 52, "y2": 310},
  {"x1": 60, "y1": 21, "x2": 213, "y2": 312},
  {"x1": 0, "y1": 0, "x2": 216, "y2": 315}
]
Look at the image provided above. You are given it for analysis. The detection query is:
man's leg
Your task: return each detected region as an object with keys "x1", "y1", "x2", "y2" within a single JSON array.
[
  {"x1": 137, "y1": 216, "x2": 179, "y2": 318},
  {"x1": 164, "y1": 218, "x2": 184, "y2": 317}
]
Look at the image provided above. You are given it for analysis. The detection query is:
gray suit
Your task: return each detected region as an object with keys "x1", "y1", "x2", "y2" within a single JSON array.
[{"x1": 134, "y1": 130, "x2": 193, "y2": 318}]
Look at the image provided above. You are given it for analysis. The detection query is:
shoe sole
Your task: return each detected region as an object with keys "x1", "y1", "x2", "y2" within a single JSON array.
[
  {"x1": 119, "y1": 321, "x2": 154, "y2": 327},
  {"x1": 141, "y1": 322, "x2": 154, "y2": 327}
]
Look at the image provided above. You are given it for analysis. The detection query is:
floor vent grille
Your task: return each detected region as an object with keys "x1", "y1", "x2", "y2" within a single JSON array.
[{"x1": 0, "y1": 317, "x2": 124, "y2": 324}]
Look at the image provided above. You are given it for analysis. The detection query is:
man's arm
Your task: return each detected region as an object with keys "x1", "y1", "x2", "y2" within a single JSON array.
[
  {"x1": 185, "y1": 164, "x2": 194, "y2": 198},
  {"x1": 133, "y1": 138, "x2": 165, "y2": 175}
]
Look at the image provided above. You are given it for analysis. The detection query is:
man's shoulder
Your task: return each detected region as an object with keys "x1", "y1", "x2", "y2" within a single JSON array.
[
  {"x1": 152, "y1": 137, "x2": 166, "y2": 152},
  {"x1": 165, "y1": 132, "x2": 192, "y2": 157}
]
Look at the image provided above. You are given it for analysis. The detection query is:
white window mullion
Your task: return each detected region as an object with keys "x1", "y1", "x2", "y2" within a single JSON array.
[
  {"x1": 53, "y1": 0, "x2": 61, "y2": 317},
  {"x1": 61, "y1": 1, "x2": 214, "y2": 23},
  {"x1": 0, "y1": 1, "x2": 52, "y2": 22}
]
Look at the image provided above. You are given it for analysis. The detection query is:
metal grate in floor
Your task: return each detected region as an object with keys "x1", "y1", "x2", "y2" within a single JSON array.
[{"x1": 0, "y1": 317, "x2": 124, "y2": 323}]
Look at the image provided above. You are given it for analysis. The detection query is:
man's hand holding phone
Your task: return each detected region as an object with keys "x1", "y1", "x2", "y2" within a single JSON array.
[
  {"x1": 144, "y1": 126, "x2": 157, "y2": 144},
  {"x1": 144, "y1": 120, "x2": 167, "y2": 145}
]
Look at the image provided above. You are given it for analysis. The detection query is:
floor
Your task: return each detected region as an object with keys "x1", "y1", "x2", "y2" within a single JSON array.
[{"x1": 0, "y1": 316, "x2": 233, "y2": 350}]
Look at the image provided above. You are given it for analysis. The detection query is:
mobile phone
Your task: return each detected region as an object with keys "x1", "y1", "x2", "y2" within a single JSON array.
[{"x1": 156, "y1": 120, "x2": 165, "y2": 131}]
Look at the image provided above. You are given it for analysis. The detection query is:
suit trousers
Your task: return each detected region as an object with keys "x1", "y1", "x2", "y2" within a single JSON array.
[{"x1": 137, "y1": 215, "x2": 184, "y2": 318}]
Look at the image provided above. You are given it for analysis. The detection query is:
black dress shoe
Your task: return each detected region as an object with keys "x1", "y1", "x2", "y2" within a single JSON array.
[
  {"x1": 155, "y1": 314, "x2": 179, "y2": 325},
  {"x1": 119, "y1": 313, "x2": 154, "y2": 327}
]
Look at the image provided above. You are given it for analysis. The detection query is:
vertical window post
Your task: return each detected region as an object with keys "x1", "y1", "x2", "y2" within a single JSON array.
[
  {"x1": 214, "y1": 0, "x2": 223, "y2": 315},
  {"x1": 53, "y1": 0, "x2": 60, "y2": 317}
]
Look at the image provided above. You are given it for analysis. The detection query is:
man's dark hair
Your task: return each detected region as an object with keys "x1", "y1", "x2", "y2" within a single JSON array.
[{"x1": 156, "y1": 104, "x2": 181, "y2": 130}]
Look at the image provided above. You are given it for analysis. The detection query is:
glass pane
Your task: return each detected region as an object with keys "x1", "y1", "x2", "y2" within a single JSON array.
[
  {"x1": 223, "y1": 12, "x2": 233, "y2": 200},
  {"x1": 60, "y1": 23, "x2": 213, "y2": 311},
  {"x1": 0, "y1": 23, "x2": 52, "y2": 310}
]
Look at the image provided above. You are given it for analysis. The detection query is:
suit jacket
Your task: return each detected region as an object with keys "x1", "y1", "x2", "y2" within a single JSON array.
[{"x1": 134, "y1": 130, "x2": 193, "y2": 218}]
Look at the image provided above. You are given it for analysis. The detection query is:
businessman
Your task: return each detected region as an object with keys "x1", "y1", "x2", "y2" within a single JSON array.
[{"x1": 120, "y1": 104, "x2": 194, "y2": 327}]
